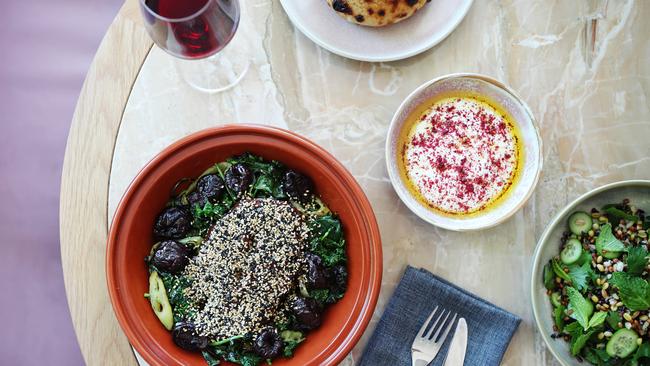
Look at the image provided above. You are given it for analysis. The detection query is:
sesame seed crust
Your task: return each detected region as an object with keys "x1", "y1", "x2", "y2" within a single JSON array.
[{"x1": 183, "y1": 198, "x2": 310, "y2": 338}]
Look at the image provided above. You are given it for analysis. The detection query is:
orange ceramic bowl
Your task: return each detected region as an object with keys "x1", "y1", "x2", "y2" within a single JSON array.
[{"x1": 106, "y1": 125, "x2": 382, "y2": 366}]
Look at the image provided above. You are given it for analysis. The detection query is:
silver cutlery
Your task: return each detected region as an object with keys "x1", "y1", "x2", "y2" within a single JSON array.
[
  {"x1": 443, "y1": 318, "x2": 468, "y2": 366},
  {"x1": 411, "y1": 306, "x2": 458, "y2": 366}
]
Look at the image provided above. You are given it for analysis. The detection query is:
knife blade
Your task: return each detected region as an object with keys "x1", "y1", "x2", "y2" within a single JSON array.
[{"x1": 443, "y1": 317, "x2": 468, "y2": 366}]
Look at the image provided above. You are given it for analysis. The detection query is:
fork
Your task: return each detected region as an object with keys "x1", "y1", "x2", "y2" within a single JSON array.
[{"x1": 411, "y1": 306, "x2": 458, "y2": 366}]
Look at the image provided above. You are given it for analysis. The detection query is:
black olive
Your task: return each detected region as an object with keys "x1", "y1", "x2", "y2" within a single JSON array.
[
  {"x1": 151, "y1": 240, "x2": 190, "y2": 274},
  {"x1": 281, "y1": 170, "x2": 314, "y2": 203},
  {"x1": 306, "y1": 253, "x2": 328, "y2": 289},
  {"x1": 292, "y1": 297, "x2": 322, "y2": 331},
  {"x1": 253, "y1": 328, "x2": 284, "y2": 358},
  {"x1": 225, "y1": 164, "x2": 253, "y2": 194},
  {"x1": 153, "y1": 206, "x2": 192, "y2": 239},
  {"x1": 187, "y1": 191, "x2": 208, "y2": 209},
  {"x1": 172, "y1": 322, "x2": 208, "y2": 351},
  {"x1": 328, "y1": 264, "x2": 348, "y2": 295},
  {"x1": 196, "y1": 174, "x2": 225, "y2": 202}
]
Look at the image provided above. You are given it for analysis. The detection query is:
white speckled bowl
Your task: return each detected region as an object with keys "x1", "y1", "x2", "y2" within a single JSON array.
[
  {"x1": 531, "y1": 180, "x2": 650, "y2": 366},
  {"x1": 385, "y1": 73, "x2": 543, "y2": 231}
]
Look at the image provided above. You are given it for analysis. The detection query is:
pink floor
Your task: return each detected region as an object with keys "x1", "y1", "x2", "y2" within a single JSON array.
[{"x1": 0, "y1": 0, "x2": 122, "y2": 363}]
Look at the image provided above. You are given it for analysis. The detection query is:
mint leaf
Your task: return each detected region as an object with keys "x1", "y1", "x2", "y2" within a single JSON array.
[
  {"x1": 604, "y1": 206, "x2": 639, "y2": 223},
  {"x1": 610, "y1": 272, "x2": 650, "y2": 311},
  {"x1": 633, "y1": 342, "x2": 650, "y2": 362},
  {"x1": 568, "y1": 262, "x2": 592, "y2": 291},
  {"x1": 626, "y1": 246, "x2": 649, "y2": 276},
  {"x1": 566, "y1": 287, "x2": 594, "y2": 330},
  {"x1": 587, "y1": 311, "x2": 607, "y2": 329},
  {"x1": 552, "y1": 258, "x2": 572, "y2": 282},
  {"x1": 571, "y1": 329, "x2": 597, "y2": 356},
  {"x1": 596, "y1": 223, "x2": 626, "y2": 254},
  {"x1": 564, "y1": 321, "x2": 583, "y2": 338},
  {"x1": 583, "y1": 347, "x2": 612, "y2": 364},
  {"x1": 606, "y1": 311, "x2": 622, "y2": 329}
]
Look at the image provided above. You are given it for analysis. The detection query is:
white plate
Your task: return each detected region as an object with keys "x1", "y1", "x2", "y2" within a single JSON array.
[
  {"x1": 279, "y1": 0, "x2": 474, "y2": 62},
  {"x1": 385, "y1": 74, "x2": 543, "y2": 231}
]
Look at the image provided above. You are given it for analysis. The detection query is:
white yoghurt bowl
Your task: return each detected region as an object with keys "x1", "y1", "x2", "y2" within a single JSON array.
[{"x1": 385, "y1": 73, "x2": 543, "y2": 231}]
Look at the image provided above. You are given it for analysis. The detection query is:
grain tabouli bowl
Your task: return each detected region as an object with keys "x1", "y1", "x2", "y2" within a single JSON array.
[
  {"x1": 107, "y1": 125, "x2": 382, "y2": 366},
  {"x1": 386, "y1": 74, "x2": 542, "y2": 231}
]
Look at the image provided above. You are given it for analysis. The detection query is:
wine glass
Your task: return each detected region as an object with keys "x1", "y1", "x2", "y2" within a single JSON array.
[{"x1": 140, "y1": 0, "x2": 249, "y2": 93}]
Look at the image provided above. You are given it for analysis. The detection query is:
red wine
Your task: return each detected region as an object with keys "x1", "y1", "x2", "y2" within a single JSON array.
[
  {"x1": 142, "y1": 0, "x2": 239, "y2": 59},
  {"x1": 153, "y1": 0, "x2": 208, "y2": 18}
]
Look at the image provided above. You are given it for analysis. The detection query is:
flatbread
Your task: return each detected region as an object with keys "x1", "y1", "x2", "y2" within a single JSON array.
[{"x1": 325, "y1": 0, "x2": 431, "y2": 27}]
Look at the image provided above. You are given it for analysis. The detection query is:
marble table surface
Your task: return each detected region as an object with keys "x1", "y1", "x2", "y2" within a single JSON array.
[{"x1": 105, "y1": 0, "x2": 650, "y2": 365}]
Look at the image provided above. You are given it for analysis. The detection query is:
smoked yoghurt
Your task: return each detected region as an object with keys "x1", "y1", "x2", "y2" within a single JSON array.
[{"x1": 398, "y1": 94, "x2": 522, "y2": 215}]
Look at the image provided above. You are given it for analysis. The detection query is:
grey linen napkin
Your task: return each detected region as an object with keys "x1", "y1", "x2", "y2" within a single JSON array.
[{"x1": 360, "y1": 266, "x2": 521, "y2": 366}]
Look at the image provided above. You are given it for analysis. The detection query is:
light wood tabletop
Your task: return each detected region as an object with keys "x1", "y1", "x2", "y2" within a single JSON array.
[
  {"x1": 61, "y1": 0, "x2": 650, "y2": 365},
  {"x1": 60, "y1": 0, "x2": 151, "y2": 364}
]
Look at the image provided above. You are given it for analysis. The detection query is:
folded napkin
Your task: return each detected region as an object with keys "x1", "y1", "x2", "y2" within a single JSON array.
[{"x1": 360, "y1": 266, "x2": 521, "y2": 366}]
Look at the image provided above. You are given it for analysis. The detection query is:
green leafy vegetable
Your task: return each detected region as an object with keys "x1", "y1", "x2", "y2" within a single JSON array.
[
  {"x1": 582, "y1": 347, "x2": 612, "y2": 365},
  {"x1": 568, "y1": 262, "x2": 592, "y2": 291},
  {"x1": 566, "y1": 287, "x2": 594, "y2": 330},
  {"x1": 192, "y1": 198, "x2": 234, "y2": 235},
  {"x1": 280, "y1": 330, "x2": 305, "y2": 358},
  {"x1": 576, "y1": 250, "x2": 593, "y2": 266},
  {"x1": 554, "y1": 305, "x2": 566, "y2": 332},
  {"x1": 159, "y1": 272, "x2": 194, "y2": 323},
  {"x1": 202, "y1": 351, "x2": 221, "y2": 366},
  {"x1": 552, "y1": 258, "x2": 572, "y2": 282},
  {"x1": 626, "y1": 246, "x2": 649, "y2": 276},
  {"x1": 309, "y1": 214, "x2": 346, "y2": 267},
  {"x1": 596, "y1": 223, "x2": 626, "y2": 255},
  {"x1": 309, "y1": 288, "x2": 344, "y2": 305},
  {"x1": 227, "y1": 153, "x2": 286, "y2": 199},
  {"x1": 603, "y1": 206, "x2": 639, "y2": 223},
  {"x1": 633, "y1": 342, "x2": 650, "y2": 362},
  {"x1": 564, "y1": 321, "x2": 583, "y2": 339},
  {"x1": 587, "y1": 311, "x2": 607, "y2": 329},
  {"x1": 543, "y1": 262, "x2": 556, "y2": 290},
  {"x1": 610, "y1": 272, "x2": 650, "y2": 311},
  {"x1": 571, "y1": 329, "x2": 597, "y2": 356},
  {"x1": 208, "y1": 336, "x2": 262, "y2": 366},
  {"x1": 606, "y1": 311, "x2": 622, "y2": 330}
]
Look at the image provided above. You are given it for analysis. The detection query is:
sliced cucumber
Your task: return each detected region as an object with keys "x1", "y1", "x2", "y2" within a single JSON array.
[
  {"x1": 550, "y1": 292, "x2": 562, "y2": 308},
  {"x1": 606, "y1": 328, "x2": 639, "y2": 358},
  {"x1": 569, "y1": 211, "x2": 593, "y2": 235},
  {"x1": 561, "y1": 238, "x2": 583, "y2": 264}
]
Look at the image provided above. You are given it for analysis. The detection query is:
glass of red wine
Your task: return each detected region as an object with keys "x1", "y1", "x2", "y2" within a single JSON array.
[{"x1": 140, "y1": 0, "x2": 248, "y2": 93}]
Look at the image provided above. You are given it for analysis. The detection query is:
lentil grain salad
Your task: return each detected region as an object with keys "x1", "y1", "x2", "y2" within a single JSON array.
[
  {"x1": 144, "y1": 153, "x2": 348, "y2": 366},
  {"x1": 544, "y1": 199, "x2": 650, "y2": 365}
]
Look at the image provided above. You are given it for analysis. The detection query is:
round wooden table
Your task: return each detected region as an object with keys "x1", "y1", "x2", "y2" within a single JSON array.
[{"x1": 60, "y1": 0, "x2": 650, "y2": 364}]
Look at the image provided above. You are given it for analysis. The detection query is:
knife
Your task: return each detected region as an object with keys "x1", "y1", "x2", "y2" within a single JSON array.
[{"x1": 443, "y1": 318, "x2": 468, "y2": 366}]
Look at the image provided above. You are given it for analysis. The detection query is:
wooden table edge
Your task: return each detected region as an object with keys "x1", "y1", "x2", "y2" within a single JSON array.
[{"x1": 59, "y1": 0, "x2": 152, "y2": 364}]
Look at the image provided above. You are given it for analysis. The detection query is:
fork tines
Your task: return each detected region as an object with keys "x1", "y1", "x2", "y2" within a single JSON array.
[{"x1": 417, "y1": 306, "x2": 458, "y2": 343}]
